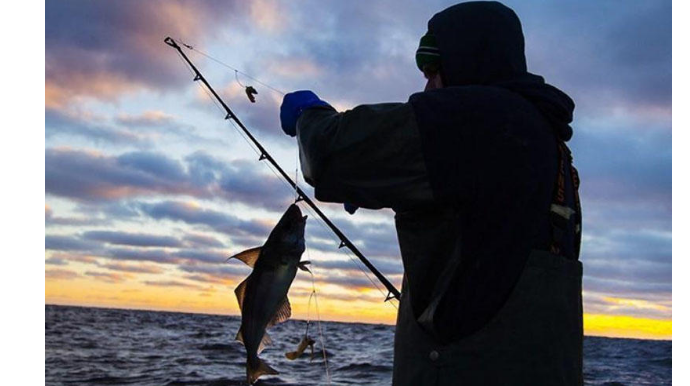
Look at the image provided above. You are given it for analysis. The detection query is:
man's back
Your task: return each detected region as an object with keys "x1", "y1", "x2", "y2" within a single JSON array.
[
  {"x1": 404, "y1": 84, "x2": 561, "y2": 340},
  {"x1": 282, "y1": 2, "x2": 583, "y2": 384}
]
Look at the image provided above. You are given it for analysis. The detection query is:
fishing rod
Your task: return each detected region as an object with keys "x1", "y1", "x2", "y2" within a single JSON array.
[{"x1": 164, "y1": 37, "x2": 401, "y2": 302}]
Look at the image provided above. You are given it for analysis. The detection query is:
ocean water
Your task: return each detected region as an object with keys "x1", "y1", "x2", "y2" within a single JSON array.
[{"x1": 45, "y1": 305, "x2": 671, "y2": 386}]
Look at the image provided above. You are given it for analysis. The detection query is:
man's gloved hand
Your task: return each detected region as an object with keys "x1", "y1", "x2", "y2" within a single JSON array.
[
  {"x1": 280, "y1": 90, "x2": 331, "y2": 137},
  {"x1": 344, "y1": 203, "x2": 359, "y2": 215}
]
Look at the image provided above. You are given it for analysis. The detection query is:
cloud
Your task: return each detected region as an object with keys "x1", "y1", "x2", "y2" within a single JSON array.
[
  {"x1": 45, "y1": 232, "x2": 234, "y2": 267},
  {"x1": 46, "y1": 148, "x2": 293, "y2": 211},
  {"x1": 83, "y1": 230, "x2": 184, "y2": 248},
  {"x1": 573, "y1": 126, "x2": 671, "y2": 207},
  {"x1": 84, "y1": 271, "x2": 130, "y2": 283},
  {"x1": 99, "y1": 262, "x2": 164, "y2": 274},
  {"x1": 45, "y1": 235, "x2": 101, "y2": 252},
  {"x1": 139, "y1": 200, "x2": 272, "y2": 239},
  {"x1": 46, "y1": 108, "x2": 221, "y2": 150},
  {"x1": 45, "y1": 148, "x2": 200, "y2": 203},
  {"x1": 214, "y1": 85, "x2": 291, "y2": 141},
  {"x1": 143, "y1": 280, "x2": 204, "y2": 289},
  {"x1": 178, "y1": 263, "x2": 245, "y2": 276},
  {"x1": 172, "y1": 248, "x2": 230, "y2": 264},
  {"x1": 182, "y1": 233, "x2": 226, "y2": 248},
  {"x1": 313, "y1": 273, "x2": 398, "y2": 293},
  {"x1": 46, "y1": 109, "x2": 152, "y2": 146},
  {"x1": 582, "y1": 250, "x2": 670, "y2": 293},
  {"x1": 182, "y1": 274, "x2": 234, "y2": 285},
  {"x1": 45, "y1": 257, "x2": 69, "y2": 266},
  {"x1": 105, "y1": 247, "x2": 181, "y2": 264},
  {"x1": 46, "y1": 204, "x2": 111, "y2": 227},
  {"x1": 306, "y1": 215, "x2": 401, "y2": 260},
  {"x1": 248, "y1": 1, "x2": 425, "y2": 104},
  {"x1": 583, "y1": 276, "x2": 671, "y2": 302},
  {"x1": 115, "y1": 111, "x2": 176, "y2": 127},
  {"x1": 45, "y1": 269, "x2": 81, "y2": 280},
  {"x1": 248, "y1": 0, "x2": 286, "y2": 32},
  {"x1": 185, "y1": 152, "x2": 293, "y2": 210},
  {"x1": 45, "y1": 0, "x2": 248, "y2": 108},
  {"x1": 43, "y1": 0, "x2": 671, "y2": 330},
  {"x1": 47, "y1": 252, "x2": 99, "y2": 265},
  {"x1": 310, "y1": 258, "x2": 402, "y2": 277},
  {"x1": 45, "y1": 216, "x2": 111, "y2": 227},
  {"x1": 583, "y1": 294, "x2": 670, "y2": 320},
  {"x1": 516, "y1": 1, "x2": 671, "y2": 119}
]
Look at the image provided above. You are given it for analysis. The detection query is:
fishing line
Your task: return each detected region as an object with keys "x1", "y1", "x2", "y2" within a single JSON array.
[
  {"x1": 234, "y1": 70, "x2": 246, "y2": 88},
  {"x1": 175, "y1": 50, "x2": 232, "y2": 121},
  {"x1": 224, "y1": 107, "x2": 395, "y2": 308},
  {"x1": 296, "y1": 202, "x2": 399, "y2": 312},
  {"x1": 304, "y1": 245, "x2": 332, "y2": 386},
  {"x1": 183, "y1": 52, "x2": 338, "y2": 382},
  {"x1": 305, "y1": 292, "x2": 313, "y2": 337},
  {"x1": 294, "y1": 150, "x2": 300, "y2": 202},
  {"x1": 175, "y1": 37, "x2": 287, "y2": 96},
  {"x1": 175, "y1": 39, "x2": 400, "y2": 309}
]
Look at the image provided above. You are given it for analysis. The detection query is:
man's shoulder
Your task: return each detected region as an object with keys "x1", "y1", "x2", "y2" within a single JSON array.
[
  {"x1": 409, "y1": 85, "x2": 531, "y2": 108},
  {"x1": 407, "y1": 85, "x2": 556, "y2": 158}
]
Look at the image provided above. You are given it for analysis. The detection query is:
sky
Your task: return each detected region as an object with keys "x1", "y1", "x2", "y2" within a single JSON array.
[{"x1": 44, "y1": 0, "x2": 672, "y2": 340}]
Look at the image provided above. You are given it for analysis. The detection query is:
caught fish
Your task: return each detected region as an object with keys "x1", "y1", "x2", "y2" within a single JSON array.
[
  {"x1": 285, "y1": 335, "x2": 316, "y2": 361},
  {"x1": 228, "y1": 204, "x2": 311, "y2": 384}
]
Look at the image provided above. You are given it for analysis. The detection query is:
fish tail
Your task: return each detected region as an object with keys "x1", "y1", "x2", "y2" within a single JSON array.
[{"x1": 247, "y1": 355, "x2": 278, "y2": 384}]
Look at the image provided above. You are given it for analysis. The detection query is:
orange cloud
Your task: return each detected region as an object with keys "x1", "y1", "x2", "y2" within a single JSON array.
[
  {"x1": 601, "y1": 296, "x2": 670, "y2": 313},
  {"x1": 249, "y1": 0, "x2": 285, "y2": 32},
  {"x1": 45, "y1": 269, "x2": 80, "y2": 280},
  {"x1": 45, "y1": 71, "x2": 137, "y2": 109},
  {"x1": 48, "y1": 252, "x2": 98, "y2": 264},
  {"x1": 85, "y1": 271, "x2": 132, "y2": 284},
  {"x1": 100, "y1": 262, "x2": 165, "y2": 274}
]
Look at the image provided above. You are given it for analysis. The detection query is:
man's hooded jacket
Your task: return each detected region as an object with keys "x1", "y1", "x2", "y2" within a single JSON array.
[{"x1": 297, "y1": 0, "x2": 579, "y2": 342}]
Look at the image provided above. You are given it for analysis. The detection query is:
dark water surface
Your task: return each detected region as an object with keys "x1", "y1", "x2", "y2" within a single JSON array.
[{"x1": 45, "y1": 305, "x2": 671, "y2": 386}]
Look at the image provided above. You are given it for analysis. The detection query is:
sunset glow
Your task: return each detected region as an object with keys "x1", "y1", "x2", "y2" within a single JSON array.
[{"x1": 45, "y1": 1, "x2": 671, "y2": 341}]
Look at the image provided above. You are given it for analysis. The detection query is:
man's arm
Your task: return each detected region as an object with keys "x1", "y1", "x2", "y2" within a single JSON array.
[{"x1": 296, "y1": 103, "x2": 433, "y2": 210}]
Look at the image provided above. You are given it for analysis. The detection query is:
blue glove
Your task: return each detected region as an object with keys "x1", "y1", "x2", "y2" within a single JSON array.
[
  {"x1": 344, "y1": 203, "x2": 359, "y2": 215},
  {"x1": 280, "y1": 90, "x2": 331, "y2": 137}
]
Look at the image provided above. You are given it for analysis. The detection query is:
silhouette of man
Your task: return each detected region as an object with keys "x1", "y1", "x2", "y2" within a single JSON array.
[{"x1": 280, "y1": 2, "x2": 583, "y2": 385}]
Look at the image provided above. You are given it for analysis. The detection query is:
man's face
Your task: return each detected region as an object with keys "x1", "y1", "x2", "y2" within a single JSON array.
[{"x1": 423, "y1": 64, "x2": 444, "y2": 91}]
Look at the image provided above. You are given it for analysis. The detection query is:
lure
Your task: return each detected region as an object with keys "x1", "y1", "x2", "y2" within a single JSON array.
[
  {"x1": 285, "y1": 335, "x2": 316, "y2": 361},
  {"x1": 245, "y1": 86, "x2": 258, "y2": 103}
]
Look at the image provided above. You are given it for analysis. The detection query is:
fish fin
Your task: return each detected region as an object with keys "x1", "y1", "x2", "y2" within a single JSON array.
[
  {"x1": 257, "y1": 332, "x2": 273, "y2": 354},
  {"x1": 247, "y1": 356, "x2": 278, "y2": 384},
  {"x1": 235, "y1": 328, "x2": 244, "y2": 346},
  {"x1": 267, "y1": 297, "x2": 292, "y2": 328},
  {"x1": 234, "y1": 278, "x2": 248, "y2": 310},
  {"x1": 227, "y1": 246, "x2": 262, "y2": 267},
  {"x1": 297, "y1": 261, "x2": 311, "y2": 273}
]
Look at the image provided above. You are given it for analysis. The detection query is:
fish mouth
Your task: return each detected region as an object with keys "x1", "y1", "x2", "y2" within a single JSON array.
[{"x1": 284, "y1": 204, "x2": 307, "y2": 225}]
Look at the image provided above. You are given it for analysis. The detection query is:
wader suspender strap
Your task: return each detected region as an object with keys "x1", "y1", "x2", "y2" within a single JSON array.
[{"x1": 549, "y1": 141, "x2": 582, "y2": 257}]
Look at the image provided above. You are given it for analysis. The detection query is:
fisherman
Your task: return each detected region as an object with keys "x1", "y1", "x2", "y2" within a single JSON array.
[{"x1": 280, "y1": 2, "x2": 583, "y2": 385}]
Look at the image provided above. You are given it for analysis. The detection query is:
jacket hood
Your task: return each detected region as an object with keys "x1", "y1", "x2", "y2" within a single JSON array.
[{"x1": 428, "y1": 1, "x2": 575, "y2": 140}]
